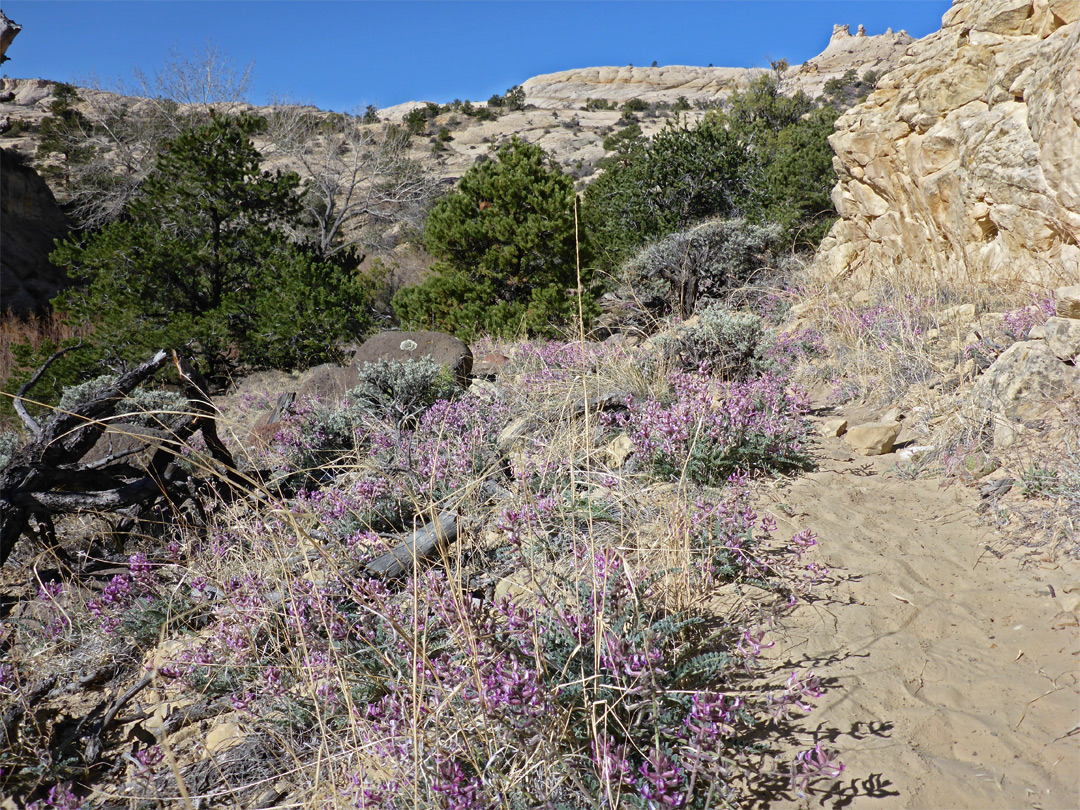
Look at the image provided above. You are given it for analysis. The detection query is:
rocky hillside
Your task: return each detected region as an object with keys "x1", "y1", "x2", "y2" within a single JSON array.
[
  {"x1": 3, "y1": 25, "x2": 906, "y2": 193},
  {"x1": 814, "y1": 0, "x2": 1080, "y2": 289}
]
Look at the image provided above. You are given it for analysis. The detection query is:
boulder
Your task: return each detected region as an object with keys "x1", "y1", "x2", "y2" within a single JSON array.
[
  {"x1": 296, "y1": 363, "x2": 358, "y2": 405},
  {"x1": 845, "y1": 421, "x2": 902, "y2": 456},
  {"x1": 1030, "y1": 316, "x2": 1080, "y2": 362},
  {"x1": 352, "y1": 331, "x2": 472, "y2": 387},
  {"x1": 969, "y1": 340, "x2": 1080, "y2": 421}
]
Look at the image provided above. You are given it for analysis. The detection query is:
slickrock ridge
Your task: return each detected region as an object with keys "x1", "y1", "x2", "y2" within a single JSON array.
[
  {"x1": 519, "y1": 26, "x2": 913, "y2": 109},
  {"x1": 815, "y1": 0, "x2": 1080, "y2": 288}
]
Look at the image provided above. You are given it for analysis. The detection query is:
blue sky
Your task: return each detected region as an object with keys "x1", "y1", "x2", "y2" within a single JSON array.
[{"x1": 4, "y1": 1, "x2": 951, "y2": 112}]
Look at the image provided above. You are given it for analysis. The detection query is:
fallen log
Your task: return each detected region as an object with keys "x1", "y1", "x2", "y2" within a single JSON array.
[
  {"x1": 0, "y1": 349, "x2": 239, "y2": 566},
  {"x1": 364, "y1": 511, "x2": 458, "y2": 579}
]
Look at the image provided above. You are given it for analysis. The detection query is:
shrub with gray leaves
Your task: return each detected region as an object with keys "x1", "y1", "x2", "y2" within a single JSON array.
[
  {"x1": 59, "y1": 375, "x2": 189, "y2": 426},
  {"x1": 349, "y1": 357, "x2": 459, "y2": 428},
  {"x1": 660, "y1": 307, "x2": 777, "y2": 380},
  {"x1": 621, "y1": 218, "x2": 780, "y2": 318}
]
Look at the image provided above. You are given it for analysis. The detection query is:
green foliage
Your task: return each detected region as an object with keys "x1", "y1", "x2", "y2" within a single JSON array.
[
  {"x1": 503, "y1": 85, "x2": 526, "y2": 111},
  {"x1": 621, "y1": 218, "x2": 780, "y2": 318},
  {"x1": 1, "y1": 337, "x2": 106, "y2": 422},
  {"x1": 403, "y1": 108, "x2": 428, "y2": 135},
  {"x1": 583, "y1": 70, "x2": 839, "y2": 269},
  {"x1": 823, "y1": 68, "x2": 879, "y2": 109},
  {"x1": 36, "y1": 83, "x2": 94, "y2": 184},
  {"x1": 601, "y1": 121, "x2": 642, "y2": 153},
  {"x1": 51, "y1": 113, "x2": 372, "y2": 380},
  {"x1": 583, "y1": 118, "x2": 752, "y2": 268},
  {"x1": 396, "y1": 137, "x2": 590, "y2": 340}
]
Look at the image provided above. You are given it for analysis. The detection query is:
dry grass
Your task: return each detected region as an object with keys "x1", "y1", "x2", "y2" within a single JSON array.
[{"x1": 0, "y1": 307, "x2": 94, "y2": 391}]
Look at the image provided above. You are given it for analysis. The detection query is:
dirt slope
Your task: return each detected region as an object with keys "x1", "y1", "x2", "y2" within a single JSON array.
[{"x1": 762, "y1": 433, "x2": 1080, "y2": 809}]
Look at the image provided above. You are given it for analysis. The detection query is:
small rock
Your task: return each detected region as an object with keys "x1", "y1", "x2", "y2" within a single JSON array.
[
  {"x1": 938, "y1": 303, "x2": 977, "y2": 324},
  {"x1": 820, "y1": 418, "x2": 848, "y2": 437},
  {"x1": 604, "y1": 433, "x2": 635, "y2": 468},
  {"x1": 851, "y1": 290, "x2": 873, "y2": 306},
  {"x1": 205, "y1": 721, "x2": 244, "y2": 754},
  {"x1": 897, "y1": 444, "x2": 935, "y2": 460},
  {"x1": 993, "y1": 419, "x2": 1026, "y2": 449},
  {"x1": 1055, "y1": 284, "x2": 1080, "y2": 319},
  {"x1": 1060, "y1": 593, "x2": 1080, "y2": 614},
  {"x1": 844, "y1": 420, "x2": 901, "y2": 456},
  {"x1": 494, "y1": 570, "x2": 539, "y2": 604},
  {"x1": 467, "y1": 378, "x2": 498, "y2": 399},
  {"x1": 472, "y1": 351, "x2": 510, "y2": 379}
]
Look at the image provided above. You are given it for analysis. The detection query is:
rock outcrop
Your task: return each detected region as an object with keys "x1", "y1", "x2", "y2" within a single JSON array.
[
  {"x1": 0, "y1": 148, "x2": 71, "y2": 316},
  {"x1": 815, "y1": 0, "x2": 1080, "y2": 289},
  {"x1": 520, "y1": 27, "x2": 913, "y2": 109},
  {"x1": 0, "y1": 10, "x2": 20, "y2": 64}
]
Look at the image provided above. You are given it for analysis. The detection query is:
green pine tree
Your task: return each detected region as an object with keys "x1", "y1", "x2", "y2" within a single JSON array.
[{"x1": 51, "y1": 112, "x2": 372, "y2": 380}]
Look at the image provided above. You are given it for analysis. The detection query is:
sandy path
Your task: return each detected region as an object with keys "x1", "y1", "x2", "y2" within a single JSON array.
[{"x1": 760, "y1": 447, "x2": 1080, "y2": 810}]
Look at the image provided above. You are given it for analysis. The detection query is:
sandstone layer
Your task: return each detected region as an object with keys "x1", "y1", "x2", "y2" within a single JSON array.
[
  {"x1": 520, "y1": 26, "x2": 913, "y2": 109},
  {"x1": 815, "y1": 0, "x2": 1080, "y2": 289}
]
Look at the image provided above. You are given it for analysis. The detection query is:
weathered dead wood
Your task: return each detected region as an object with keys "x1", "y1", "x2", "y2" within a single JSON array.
[
  {"x1": 0, "y1": 349, "x2": 239, "y2": 566},
  {"x1": 13, "y1": 341, "x2": 87, "y2": 437},
  {"x1": 364, "y1": 511, "x2": 458, "y2": 579}
]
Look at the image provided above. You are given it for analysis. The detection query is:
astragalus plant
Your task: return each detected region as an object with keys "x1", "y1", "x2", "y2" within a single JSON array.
[{"x1": 6, "y1": 329, "x2": 840, "y2": 809}]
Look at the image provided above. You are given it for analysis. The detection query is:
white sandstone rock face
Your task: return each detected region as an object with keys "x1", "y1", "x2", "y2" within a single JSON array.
[
  {"x1": 814, "y1": 0, "x2": 1080, "y2": 288},
  {"x1": 520, "y1": 28, "x2": 913, "y2": 109}
]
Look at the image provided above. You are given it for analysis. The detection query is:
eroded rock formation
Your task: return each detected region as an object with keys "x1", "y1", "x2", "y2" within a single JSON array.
[{"x1": 815, "y1": 0, "x2": 1080, "y2": 289}]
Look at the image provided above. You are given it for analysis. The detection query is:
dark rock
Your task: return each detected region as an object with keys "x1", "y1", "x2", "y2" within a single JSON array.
[
  {"x1": 352, "y1": 331, "x2": 472, "y2": 386},
  {"x1": 0, "y1": 148, "x2": 72, "y2": 316}
]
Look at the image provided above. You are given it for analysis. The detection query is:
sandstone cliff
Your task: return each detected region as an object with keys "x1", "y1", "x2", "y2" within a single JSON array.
[{"x1": 814, "y1": 0, "x2": 1080, "y2": 290}]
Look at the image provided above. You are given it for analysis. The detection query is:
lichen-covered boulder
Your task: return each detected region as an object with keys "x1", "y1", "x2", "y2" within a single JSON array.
[{"x1": 352, "y1": 331, "x2": 472, "y2": 386}]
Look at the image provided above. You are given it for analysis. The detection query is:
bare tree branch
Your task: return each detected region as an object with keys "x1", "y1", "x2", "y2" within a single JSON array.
[
  {"x1": 13, "y1": 341, "x2": 86, "y2": 437},
  {"x1": 266, "y1": 104, "x2": 437, "y2": 257}
]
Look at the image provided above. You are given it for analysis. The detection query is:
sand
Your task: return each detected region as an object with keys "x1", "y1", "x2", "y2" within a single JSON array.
[{"x1": 759, "y1": 441, "x2": 1080, "y2": 809}]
